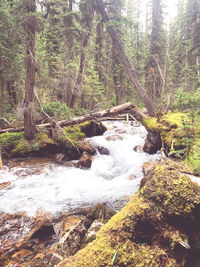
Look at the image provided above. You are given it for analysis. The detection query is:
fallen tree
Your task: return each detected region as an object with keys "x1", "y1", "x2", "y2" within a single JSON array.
[{"x1": 0, "y1": 102, "x2": 147, "y2": 134}]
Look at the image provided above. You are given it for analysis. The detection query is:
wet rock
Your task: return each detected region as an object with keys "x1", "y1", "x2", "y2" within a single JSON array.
[
  {"x1": 80, "y1": 120, "x2": 107, "y2": 137},
  {"x1": 115, "y1": 129, "x2": 126, "y2": 134},
  {"x1": 84, "y1": 220, "x2": 104, "y2": 243},
  {"x1": 47, "y1": 204, "x2": 115, "y2": 264},
  {"x1": 133, "y1": 145, "x2": 143, "y2": 152},
  {"x1": 54, "y1": 153, "x2": 66, "y2": 164},
  {"x1": 0, "y1": 181, "x2": 11, "y2": 190},
  {"x1": 128, "y1": 174, "x2": 136, "y2": 180},
  {"x1": 97, "y1": 146, "x2": 109, "y2": 155},
  {"x1": 78, "y1": 141, "x2": 96, "y2": 155},
  {"x1": 77, "y1": 152, "x2": 93, "y2": 169},
  {"x1": 142, "y1": 161, "x2": 157, "y2": 176},
  {"x1": 106, "y1": 134, "x2": 123, "y2": 141},
  {"x1": 140, "y1": 161, "x2": 157, "y2": 189},
  {"x1": 0, "y1": 210, "x2": 54, "y2": 265},
  {"x1": 143, "y1": 131, "x2": 162, "y2": 154}
]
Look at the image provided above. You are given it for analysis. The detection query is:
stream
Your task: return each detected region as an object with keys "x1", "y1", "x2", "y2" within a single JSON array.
[{"x1": 0, "y1": 121, "x2": 161, "y2": 217}]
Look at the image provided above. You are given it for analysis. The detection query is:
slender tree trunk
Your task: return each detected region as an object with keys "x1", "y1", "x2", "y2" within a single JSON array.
[
  {"x1": 70, "y1": 32, "x2": 91, "y2": 108},
  {"x1": 0, "y1": 79, "x2": 5, "y2": 118},
  {"x1": 95, "y1": 21, "x2": 104, "y2": 83},
  {"x1": 94, "y1": 0, "x2": 155, "y2": 116},
  {"x1": 23, "y1": 0, "x2": 37, "y2": 140},
  {"x1": 64, "y1": 0, "x2": 74, "y2": 106}
]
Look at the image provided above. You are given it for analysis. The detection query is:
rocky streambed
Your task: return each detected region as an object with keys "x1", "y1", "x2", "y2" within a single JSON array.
[
  {"x1": 0, "y1": 120, "x2": 161, "y2": 266},
  {"x1": 1, "y1": 114, "x2": 200, "y2": 267}
]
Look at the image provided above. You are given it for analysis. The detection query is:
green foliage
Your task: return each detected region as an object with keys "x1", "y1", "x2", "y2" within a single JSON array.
[
  {"x1": 42, "y1": 101, "x2": 74, "y2": 120},
  {"x1": 172, "y1": 88, "x2": 200, "y2": 111},
  {"x1": 0, "y1": 132, "x2": 24, "y2": 148}
]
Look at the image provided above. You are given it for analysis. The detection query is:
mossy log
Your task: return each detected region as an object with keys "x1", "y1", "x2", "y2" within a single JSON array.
[{"x1": 58, "y1": 161, "x2": 200, "y2": 267}]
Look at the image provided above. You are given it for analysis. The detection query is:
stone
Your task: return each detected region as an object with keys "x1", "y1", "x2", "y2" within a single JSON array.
[
  {"x1": 54, "y1": 153, "x2": 66, "y2": 164},
  {"x1": 128, "y1": 174, "x2": 136, "y2": 180},
  {"x1": 77, "y1": 152, "x2": 93, "y2": 168},
  {"x1": 97, "y1": 146, "x2": 110, "y2": 155},
  {"x1": 133, "y1": 145, "x2": 143, "y2": 152},
  {"x1": 78, "y1": 141, "x2": 96, "y2": 155},
  {"x1": 142, "y1": 161, "x2": 157, "y2": 176},
  {"x1": 85, "y1": 220, "x2": 104, "y2": 242},
  {"x1": 143, "y1": 131, "x2": 162, "y2": 154},
  {"x1": 80, "y1": 121, "x2": 107, "y2": 137},
  {"x1": 106, "y1": 134, "x2": 123, "y2": 141},
  {"x1": 0, "y1": 211, "x2": 54, "y2": 265},
  {"x1": 0, "y1": 181, "x2": 11, "y2": 190},
  {"x1": 140, "y1": 161, "x2": 157, "y2": 189}
]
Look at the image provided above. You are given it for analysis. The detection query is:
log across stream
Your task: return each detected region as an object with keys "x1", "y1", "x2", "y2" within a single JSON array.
[{"x1": 0, "y1": 121, "x2": 160, "y2": 216}]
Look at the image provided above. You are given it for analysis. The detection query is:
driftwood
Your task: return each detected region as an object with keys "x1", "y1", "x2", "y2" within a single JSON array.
[{"x1": 0, "y1": 102, "x2": 147, "y2": 134}]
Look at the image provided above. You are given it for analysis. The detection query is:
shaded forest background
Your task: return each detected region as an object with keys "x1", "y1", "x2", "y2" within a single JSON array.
[{"x1": 0, "y1": 0, "x2": 200, "y2": 126}]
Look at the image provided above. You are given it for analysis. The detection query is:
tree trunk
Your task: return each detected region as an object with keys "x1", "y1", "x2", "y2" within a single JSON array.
[
  {"x1": 0, "y1": 79, "x2": 5, "y2": 118},
  {"x1": 70, "y1": 32, "x2": 91, "y2": 108},
  {"x1": 64, "y1": 0, "x2": 74, "y2": 106},
  {"x1": 23, "y1": 0, "x2": 38, "y2": 140},
  {"x1": 94, "y1": 0, "x2": 155, "y2": 116}
]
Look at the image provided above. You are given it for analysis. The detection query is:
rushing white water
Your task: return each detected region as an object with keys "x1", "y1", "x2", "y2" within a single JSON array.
[{"x1": 0, "y1": 121, "x2": 160, "y2": 216}]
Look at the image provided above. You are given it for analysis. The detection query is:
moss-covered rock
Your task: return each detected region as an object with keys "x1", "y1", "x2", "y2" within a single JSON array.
[
  {"x1": 58, "y1": 161, "x2": 200, "y2": 267},
  {"x1": 142, "y1": 112, "x2": 200, "y2": 174}
]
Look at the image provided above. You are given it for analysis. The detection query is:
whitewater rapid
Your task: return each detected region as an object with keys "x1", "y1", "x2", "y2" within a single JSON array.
[{"x1": 0, "y1": 121, "x2": 160, "y2": 216}]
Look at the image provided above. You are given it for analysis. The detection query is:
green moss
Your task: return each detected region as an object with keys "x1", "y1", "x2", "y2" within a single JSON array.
[
  {"x1": 142, "y1": 164, "x2": 200, "y2": 217},
  {"x1": 58, "y1": 162, "x2": 200, "y2": 267},
  {"x1": 11, "y1": 139, "x2": 32, "y2": 156},
  {"x1": 62, "y1": 125, "x2": 85, "y2": 145},
  {"x1": 36, "y1": 133, "x2": 57, "y2": 146},
  {"x1": 1, "y1": 131, "x2": 59, "y2": 157},
  {"x1": 188, "y1": 141, "x2": 200, "y2": 175},
  {"x1": 0, "y1": 132, "x2": 24, "y2": 149}
]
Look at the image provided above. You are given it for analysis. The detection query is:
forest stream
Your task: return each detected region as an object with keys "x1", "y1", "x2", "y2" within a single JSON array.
[{"x1": 0, "y1": 121, "x2": 161, "y2": 216}]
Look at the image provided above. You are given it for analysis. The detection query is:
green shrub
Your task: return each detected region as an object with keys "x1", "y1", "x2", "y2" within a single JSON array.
[
  {"x1": 42, "y1": 101, "x2": 74, "y2": 120},
  {"x1": 172, "y1": 87, "x2": 200, "y2": 111}
]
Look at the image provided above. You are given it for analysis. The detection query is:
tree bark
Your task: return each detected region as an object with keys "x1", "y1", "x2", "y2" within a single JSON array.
[
  {"x1": 23, "y1": 0, "x2": 38, "y2": 140},
  {"x1": 0, "y1": 79, "x2": 5, "y2": 118},
  {"x1": 70, "y1": 31, "x2": 91, "y2": 108},
  {"x1": 94, "y1": 0, "x2": 155, "y2": 116}
]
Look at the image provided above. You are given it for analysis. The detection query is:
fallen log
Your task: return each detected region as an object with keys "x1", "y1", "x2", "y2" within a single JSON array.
[{"x1": 0, "y1": 102, "x2": 147, "y2": 134}]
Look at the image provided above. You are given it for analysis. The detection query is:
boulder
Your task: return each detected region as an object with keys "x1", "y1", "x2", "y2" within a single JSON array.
[
  {"x1": 80, "y1": 121, "x2": 107, "y2": 137},
  {"x1": 97, "y1": 146, "x2": 109, "y2": 155},
  {"x1": 143, "y1": 131, "x2": 162, "y2": 154},
  {"x1": 77, "y1": 152, "x2": 93, "y2": 169}
]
